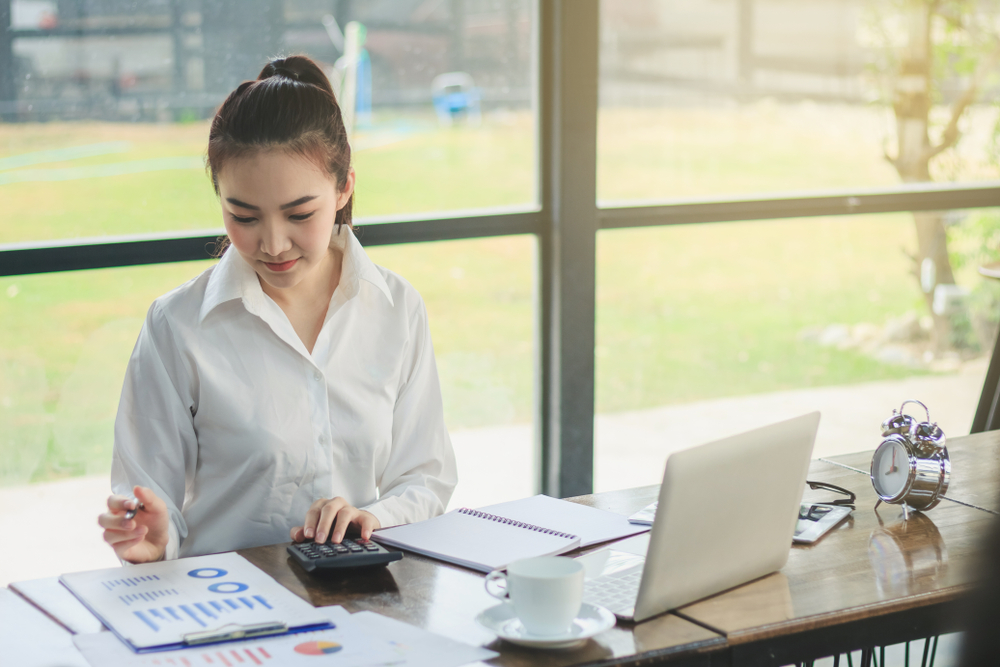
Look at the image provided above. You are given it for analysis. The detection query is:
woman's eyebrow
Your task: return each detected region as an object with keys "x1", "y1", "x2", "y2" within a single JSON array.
[
  {"x1": 225, "y1": 197, "x2": 259, "y2": 211},
  {"x1": 280, "y1": 195, "x2": 318, "y2": 210}
]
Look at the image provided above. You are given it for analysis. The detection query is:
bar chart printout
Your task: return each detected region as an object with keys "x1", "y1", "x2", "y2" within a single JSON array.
[
  {"x1": 72, "y1": 624, "x2": 395, "y2": 667},
  {"x1": 72, "y1": 607, "x2": 498, "y2": 667},
  {"x1": 59, "y1": 553, "x2": 333, "y2": 651}
]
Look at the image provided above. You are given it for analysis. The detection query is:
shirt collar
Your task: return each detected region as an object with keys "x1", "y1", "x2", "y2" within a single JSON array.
[
  {"x1": 198, "y1": 228, "x2": 393, "y2": 323},
  {"x1": 333, "y1": 227, "x2": 395, "y2": 307}
]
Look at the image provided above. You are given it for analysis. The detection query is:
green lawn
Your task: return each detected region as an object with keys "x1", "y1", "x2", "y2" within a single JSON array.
[{"x1": 1, "y1": 105, "x2": 994, "y2": 485}]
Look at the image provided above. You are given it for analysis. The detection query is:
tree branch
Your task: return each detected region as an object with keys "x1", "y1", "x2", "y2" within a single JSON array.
[{"x1": 924, "y1": 38, "x2": 1000, "y2": 162}]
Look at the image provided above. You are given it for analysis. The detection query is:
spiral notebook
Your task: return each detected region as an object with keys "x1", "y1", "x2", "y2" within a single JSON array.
[{"x1": 371, "y1": 495, "x2": 649, "y2": 573}]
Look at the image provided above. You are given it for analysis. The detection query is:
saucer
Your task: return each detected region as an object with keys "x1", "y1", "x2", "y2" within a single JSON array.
[{"x1": 475, "y1": 602, "x2": 616, "y2": 649}]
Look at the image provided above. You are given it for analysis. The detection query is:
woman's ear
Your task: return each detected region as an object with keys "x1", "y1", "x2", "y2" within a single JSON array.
[{"x1": 336, "y1": 169, "x2": 356, "y2": 210}]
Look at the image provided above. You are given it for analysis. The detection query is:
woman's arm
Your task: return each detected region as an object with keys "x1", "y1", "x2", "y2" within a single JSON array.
[
  {"x1": 104, "y1": 301, "x2": 199, "y2": 561},
  {"x1": 362, "y1": 296, "x2": 458, "y2": 528}
]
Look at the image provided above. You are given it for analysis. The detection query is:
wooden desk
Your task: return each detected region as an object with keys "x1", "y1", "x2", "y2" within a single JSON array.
[
  {"x1": 675, "y1": 431, "x2": 998, "y2": 665},
  {"x1": 240, "y1": 486, "x2": 724, "y2": 667},
  {"x1": 238, "y1": 432, "x2": 999, "y2": 667}
]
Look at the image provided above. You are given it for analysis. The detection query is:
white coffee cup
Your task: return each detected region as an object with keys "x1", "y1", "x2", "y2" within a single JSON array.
[{"x1": 484, "y1": 556, "x2": 584, "y2": 636}]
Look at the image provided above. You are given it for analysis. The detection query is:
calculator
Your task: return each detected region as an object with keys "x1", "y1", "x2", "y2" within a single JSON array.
[{"x1": 286, "y1": 537, "x2": 403, "y2": 572}]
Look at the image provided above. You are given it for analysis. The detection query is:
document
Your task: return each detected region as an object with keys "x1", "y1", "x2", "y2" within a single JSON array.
[
  {"x1": 60, "y1": 552, "x2": 332, "y2": 652},
  {"x1": 73, "y1": 607, "x2": 498, "y2": 667},
  {"x1": 479, "y1": 494, "x2": 651, "y2": 547},
  {"x1": 10, "y1": 576, "x2": 106, "y2": 634},
  {"x1": 0, "y1": 588, "x2": 89, "y2": 667},
  {"x1": 373, "y1": 493, "x2": 651, "y2": 572}
]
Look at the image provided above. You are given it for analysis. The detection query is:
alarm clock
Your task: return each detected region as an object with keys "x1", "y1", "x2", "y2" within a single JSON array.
[{"x1": 870, "y1": 400, "x2": 950, "y2": 519}]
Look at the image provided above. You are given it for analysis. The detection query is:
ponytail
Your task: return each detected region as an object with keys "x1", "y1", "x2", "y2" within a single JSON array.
[{"x1": 207, "y1": 55, "x2": 353, "y2": 237}]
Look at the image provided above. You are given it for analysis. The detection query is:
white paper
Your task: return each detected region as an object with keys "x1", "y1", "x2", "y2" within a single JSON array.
[
  {"x1": 72, "y1": 607, "x2": 497, "y2": 667},
  {"x1": 11, "y1": 576, "x2": 106, "y2": 634},
  {"x1": 351, "y1": 611, "x2": 498, "y2": 667},
  {"x1": 60, "y1": 552, "x2": 332, "y2": 651},
  {"x1": 373, "y1": 509, "x2": 579, "y2": 572},
  {"x1": 0, "y1": 588, "x2": 90, "y2": 667},
  {"x1": 627, "y1": 501, "x2": 657, "y2": 526},
  {"x1": 478, "y1": 494, "x2": 650, "y2": 547},
  {"x1": 73, "y1": 608, "x2": 399, "y2": 667}
]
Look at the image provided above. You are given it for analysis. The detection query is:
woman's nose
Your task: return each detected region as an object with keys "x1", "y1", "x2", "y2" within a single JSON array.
[{"x1": 259, "y1": 221, "x2": 293, "y2": 257}]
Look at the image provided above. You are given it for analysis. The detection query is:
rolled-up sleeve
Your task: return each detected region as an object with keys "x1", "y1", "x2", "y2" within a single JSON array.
[
  {"x1": 110, "y1": 302, "x2": 198, "y2": 560},
  {"x1": 362, "y1": 297, "x2": 457, "y2": 528}
]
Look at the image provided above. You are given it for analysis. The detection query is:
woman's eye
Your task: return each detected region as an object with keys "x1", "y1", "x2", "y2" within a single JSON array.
[
  {"x1": 231, "y1": 214, "x2": 256, "y2": 224},
  {"x1": 289, "y1": 212, "x2": 315, "y2": 221}
]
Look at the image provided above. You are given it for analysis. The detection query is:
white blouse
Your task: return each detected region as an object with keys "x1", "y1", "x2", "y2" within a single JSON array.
[{"x1": 111, "y1": 229, "x2": 457, "y2": 559}]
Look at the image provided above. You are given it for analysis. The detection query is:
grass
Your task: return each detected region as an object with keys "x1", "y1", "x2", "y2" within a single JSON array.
[{"x1": 2, "y1": 104, "x2": 997, "y2": 485}]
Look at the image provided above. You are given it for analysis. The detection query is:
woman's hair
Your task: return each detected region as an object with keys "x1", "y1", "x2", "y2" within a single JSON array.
[{"x1": 207, "y1": 55, "x2": 353, "y2": 253}]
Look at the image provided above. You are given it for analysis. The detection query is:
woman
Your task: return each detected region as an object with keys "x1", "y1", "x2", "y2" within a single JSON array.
[{"x1": 97, "y1": 56, "x2": 457, "y2": 563}]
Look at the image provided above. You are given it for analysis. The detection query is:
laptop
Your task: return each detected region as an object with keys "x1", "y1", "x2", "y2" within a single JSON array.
[{"x1": 577, "y1": 412, "x2": 820, "y2": 622}]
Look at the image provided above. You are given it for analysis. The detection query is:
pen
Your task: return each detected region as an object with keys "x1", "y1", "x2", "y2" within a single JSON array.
[{"x1": 124, "y1": 501, "x2": 145, "y2": 520}]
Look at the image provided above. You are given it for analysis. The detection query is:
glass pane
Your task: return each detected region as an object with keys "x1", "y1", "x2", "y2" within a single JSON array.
[
  {"x1": 366, "y1": 236, "x2": 535, "y2": 510},
  {"x1": 0, "y1": 0, "x2": 536, "y2": 244},
  {"x1": 598, "y1": 0, "x2": 1000, "y2": 203},
  {"x1": 0, "y1": 234, "x2": 534, "y2": 584},
  {"x1": 594, "y1": 211, "x2": 996, "y2": 492}
]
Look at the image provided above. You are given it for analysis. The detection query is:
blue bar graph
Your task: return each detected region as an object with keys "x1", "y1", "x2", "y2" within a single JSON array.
[
  {"x1": 179, "y1": 605, "x2": 207, "y2": 627},
  {"x1": 101, "y1": 574, "x2": 161, "y2": 591},
  {"x1": 123, "y1": 594, "x2": 277, "y2": 634},
  {"x1": 133, "y1": 610, "x2": 158, "y2": 632},
  {"x1": 194, "y1": 603, "x2": 216, "y2": 619}
]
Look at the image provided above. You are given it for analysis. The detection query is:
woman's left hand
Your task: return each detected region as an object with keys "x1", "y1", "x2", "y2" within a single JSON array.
[{"x1": 291, "y1": 497, "x2": 381, "y2": 544}]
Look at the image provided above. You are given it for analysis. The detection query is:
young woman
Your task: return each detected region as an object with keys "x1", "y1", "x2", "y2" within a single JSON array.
[{"x1": 97, "y1": 56, "x2": 457, "y2": 563}]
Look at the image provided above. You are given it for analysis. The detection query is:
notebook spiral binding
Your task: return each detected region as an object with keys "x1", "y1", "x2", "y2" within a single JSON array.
[{"x1": 457, "y1": 508, "x2": 578, "y2": 541}]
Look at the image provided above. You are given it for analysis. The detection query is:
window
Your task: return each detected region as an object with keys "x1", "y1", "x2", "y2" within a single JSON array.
[{"x1": 595, "y1": 211, "x2": 995, "y2": 492}]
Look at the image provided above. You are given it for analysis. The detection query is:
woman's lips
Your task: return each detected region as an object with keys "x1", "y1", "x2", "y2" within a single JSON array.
[{"x1": 263, "y1": 258, "x2": 298, "y2": 272}]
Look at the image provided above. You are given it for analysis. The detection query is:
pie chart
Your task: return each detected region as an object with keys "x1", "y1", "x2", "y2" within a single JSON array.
[{"x1": 294, "y1": 640, "x2": 343, "y2": 655}]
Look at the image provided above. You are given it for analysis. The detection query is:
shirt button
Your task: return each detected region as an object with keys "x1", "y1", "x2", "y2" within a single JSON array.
[{"x1": 313, "y1": 371, "x2": 322, "y2": 381}]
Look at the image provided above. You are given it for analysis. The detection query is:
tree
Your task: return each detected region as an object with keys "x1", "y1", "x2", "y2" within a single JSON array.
[{"x1": 869, "y1": 0, "x2": 1000, "y2": 351}]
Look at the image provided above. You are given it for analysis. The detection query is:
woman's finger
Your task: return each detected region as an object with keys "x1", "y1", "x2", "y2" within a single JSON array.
[
  {"x1": 97, "y1": 511, "x2": 135, "y2": 531},
  {"x1": 104, "y1": 524, "x2": 147, "y2": 547},
  {"x1": 303, "y1": 498, "x2": 329, "y2": 539},
  {"x1": 106, "y1": 494, "x2": 133, "y2": 513},
  {"x1": 357, "y1": 511, "x2": 380, "y2": 541},
  {"x1": 133, "y1": 486, "x2": 167, "y2": 514},
  {"x1": 290, "y1": 526, "x2": 306, "y2": 542},
  {"x1": 331, "y1": 506, "x2": 359, "y2": 544},
  {"x1": 316, "y1": 499, "x2": 347, "y2": 543}
]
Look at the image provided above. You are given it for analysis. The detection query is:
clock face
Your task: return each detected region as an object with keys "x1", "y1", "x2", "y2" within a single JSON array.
[{"x1": 873, "y1": 439, "x2": 910, "y2": 499}]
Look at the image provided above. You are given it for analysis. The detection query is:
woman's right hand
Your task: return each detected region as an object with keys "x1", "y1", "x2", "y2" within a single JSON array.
[{"x1": 99, "y1": 485, "x2": 170, "y2": 564}]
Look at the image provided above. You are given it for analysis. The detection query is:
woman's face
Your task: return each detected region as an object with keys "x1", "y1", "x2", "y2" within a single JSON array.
[{"x1": 218, "y1": 149, "x2": 353, "y2": 294}]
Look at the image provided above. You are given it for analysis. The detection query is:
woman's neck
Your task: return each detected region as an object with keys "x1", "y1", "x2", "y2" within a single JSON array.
[{"x1": 260, "y1": 248, "x2": 343, "y2": 353}]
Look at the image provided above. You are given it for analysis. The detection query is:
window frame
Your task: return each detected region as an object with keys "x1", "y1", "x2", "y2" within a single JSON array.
[{"x1": 2, "y1": 0, "x2": 1000, "y2": 497}]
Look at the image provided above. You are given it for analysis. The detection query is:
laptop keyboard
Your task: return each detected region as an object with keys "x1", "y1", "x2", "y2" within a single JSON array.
[{"x1": 583, "y1": 566, "x2": 643, "y2": 615}]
